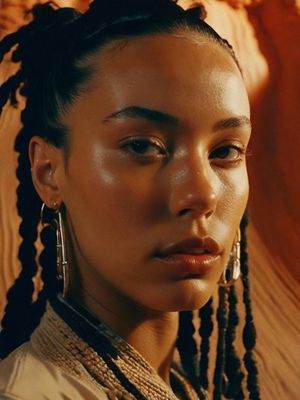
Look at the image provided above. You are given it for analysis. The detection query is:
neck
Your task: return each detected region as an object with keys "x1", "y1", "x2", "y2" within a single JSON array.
[{"x1": 69, "y1": 285, "x2": 179, "y2": 385}]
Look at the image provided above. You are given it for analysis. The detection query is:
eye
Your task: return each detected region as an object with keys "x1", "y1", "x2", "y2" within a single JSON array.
[
  {"x1": 209, "y1": 144, "x2": 246, "y2": 164},
  {"x1": 121, "y1": 137, "x2": 167, "y2": 158}
]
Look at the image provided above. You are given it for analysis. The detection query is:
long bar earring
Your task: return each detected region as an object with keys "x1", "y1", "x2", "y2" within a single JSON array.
[
  {"x1": 218, "y1": 229, "x2": 241, "y2": 288},
  {"x1": 40, "y1": 202, "x2": 69, "y2": 297},
  {"x1": 53, "y1": 203, "x2": 69, "y2": 298}
]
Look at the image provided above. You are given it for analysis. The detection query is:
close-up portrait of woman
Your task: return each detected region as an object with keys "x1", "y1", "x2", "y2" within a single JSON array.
[{"x1": 0, "y1": 0, "x2": 299, "y2": 399}]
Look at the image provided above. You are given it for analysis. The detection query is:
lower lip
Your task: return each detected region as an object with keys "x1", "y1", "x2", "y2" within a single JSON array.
[{"x1": 155, "y1": 253, "x2": 220, "y2": 277}]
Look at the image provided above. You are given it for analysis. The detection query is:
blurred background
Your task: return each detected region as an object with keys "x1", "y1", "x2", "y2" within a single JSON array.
[{"x1": 0, "y1": 0, "x2": 299, "y2": 398}]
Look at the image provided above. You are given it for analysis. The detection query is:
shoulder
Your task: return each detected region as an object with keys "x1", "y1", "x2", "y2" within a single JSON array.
[{"x1": 0, "y1": 343, "x2": 109, "y2": 400}]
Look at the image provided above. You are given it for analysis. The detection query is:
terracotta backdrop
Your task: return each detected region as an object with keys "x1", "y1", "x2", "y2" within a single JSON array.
[{"x1": 0, "y1": 1, "x2": 299, "y2": 399}]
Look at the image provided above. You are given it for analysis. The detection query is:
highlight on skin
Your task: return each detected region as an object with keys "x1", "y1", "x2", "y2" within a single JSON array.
[{"x1": 0, "y1": 1, "x2": 260, "y2": 399}]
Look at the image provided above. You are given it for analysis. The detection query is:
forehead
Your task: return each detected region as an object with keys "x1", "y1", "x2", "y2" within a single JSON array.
[{"x1": 68, "y1": 33, "x2": 249, "y2": 127}]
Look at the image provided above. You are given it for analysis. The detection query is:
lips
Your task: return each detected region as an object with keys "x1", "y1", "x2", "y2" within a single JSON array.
[
  {"x1": 157, "y1": 237, "x2": 221, "y2": 257},
  {"x1": 155, "y1": 237, "x2": 222, "y2": 277}
]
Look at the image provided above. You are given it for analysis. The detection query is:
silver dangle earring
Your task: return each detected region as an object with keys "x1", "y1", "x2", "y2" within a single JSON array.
[
  {"x1": 40, "y1": 202, "x2": 69, "y2": 298},
  {"x1": 218, "y1": 229, "x2": 241, "y2": 287}
]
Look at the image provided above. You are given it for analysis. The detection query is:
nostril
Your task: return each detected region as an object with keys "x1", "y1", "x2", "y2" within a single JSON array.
[
  {"x1": 178, "y1": 208, "x2": 191, "y2": 217},
  {"x1": 205, "y1": 209, "x2": 214, "y2": 219},
  {"x1": 178, "y1": 207, "x2": 214, "y2": 218},
  {"x1": 169, "y1": 176, "x2": 219, "y2": 218}
]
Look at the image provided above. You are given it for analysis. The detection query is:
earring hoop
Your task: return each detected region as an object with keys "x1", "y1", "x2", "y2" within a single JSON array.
[
  {"x1": 55, "y1": 206, "x2": 69, "y2": 298},
  {"x1": 40, "y1": 202, "x2": 69, "y2": 298},
  {"x1": 218, "y1": 229, "x2": 241, "y2": 287},
  {"x1": 40, "y1": 202, "x2": 54, "y2": 227}
]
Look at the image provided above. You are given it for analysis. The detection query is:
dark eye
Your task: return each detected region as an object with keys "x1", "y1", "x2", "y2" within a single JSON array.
[
  {"x1": 210, "y1": 145, "x2": 244, "y2": 162},
  {"x1": 121, "y1": 137, "x2": 167, "y2": 158}
]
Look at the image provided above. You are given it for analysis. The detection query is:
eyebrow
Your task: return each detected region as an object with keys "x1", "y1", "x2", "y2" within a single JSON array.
[
  {"x1": 103, "y1": 106, "x2": 251, "y2": 131},
  {"x1": 102, "y1": 106, "x2": 179, "y2": 126},
  {"x1": 213, "y1": 116, "x2": 252, "y2": 131}
]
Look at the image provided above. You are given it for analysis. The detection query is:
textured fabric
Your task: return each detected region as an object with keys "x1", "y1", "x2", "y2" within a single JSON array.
[
  {"x1": 0, "y1": 346, "x2": 109, "y2": 399},
  {"x1": 0, "y1": 299, "x2": 199, "y2": 400},
  {"x1": 0, "y1": 342, "x2": 109, "y2": 400}
]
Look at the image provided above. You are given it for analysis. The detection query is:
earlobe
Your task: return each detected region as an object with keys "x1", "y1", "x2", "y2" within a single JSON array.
[{"x1": 29, "y1": 136, "x2": 62, "y2": 207}]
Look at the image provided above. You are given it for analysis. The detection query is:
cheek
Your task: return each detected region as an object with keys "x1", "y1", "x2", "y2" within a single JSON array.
[
  {"x1": 213, "y1": 165, "x2": 249, "y2": 256},
  {"x1": 218, "y1": 164, "x2": 249, "y2": 216},
  {"x1": 62, "y1": 146, "x2": 158, "y2": 256}
]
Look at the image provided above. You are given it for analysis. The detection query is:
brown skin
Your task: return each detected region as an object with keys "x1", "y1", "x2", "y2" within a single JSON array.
[{"x1": 29, "y1": 33, "x2": 251, "y2": 385}]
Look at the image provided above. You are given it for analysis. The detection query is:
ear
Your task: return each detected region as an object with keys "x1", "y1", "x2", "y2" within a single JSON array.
[{"x1": 29, "y1": 136, "x2": 63, "y2": 208}]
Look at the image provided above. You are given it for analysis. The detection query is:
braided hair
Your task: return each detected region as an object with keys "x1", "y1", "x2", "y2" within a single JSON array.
[{"x1": 0, "y1": 1, "x2": 259, "y2": 398}]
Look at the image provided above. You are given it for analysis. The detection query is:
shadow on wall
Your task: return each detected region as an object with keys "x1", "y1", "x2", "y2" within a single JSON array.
[{"x1": 0, "y1": 1, "x2": 299, "y2": 399}]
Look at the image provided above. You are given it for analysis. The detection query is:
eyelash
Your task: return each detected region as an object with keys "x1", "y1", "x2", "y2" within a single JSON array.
[
  {"x1": 121, "y1": 137, "x2": 248, "y2": 165},
  {"x1": 121, "y1": 137, "x2": 167, "y2": 159},
  {"x1": 209, "y1": 144, "x2": 247, "y2": 164}
]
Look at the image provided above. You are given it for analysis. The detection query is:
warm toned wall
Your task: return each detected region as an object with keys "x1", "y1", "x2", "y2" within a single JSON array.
[
  {"x1": 190, "y1": 2, "x2": 300, "y2": 399},
  {"x1": 1, "y1": 1, "x2": 299, "y2": 399}
]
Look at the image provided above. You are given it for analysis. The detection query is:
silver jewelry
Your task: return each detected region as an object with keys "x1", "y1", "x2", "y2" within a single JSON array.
[
  {"x1": 219, "y1": 229, "x2": 241, "y2": 287},
  {"x1": 41, "y1": 202, "x2": 69, "y2": 297}
]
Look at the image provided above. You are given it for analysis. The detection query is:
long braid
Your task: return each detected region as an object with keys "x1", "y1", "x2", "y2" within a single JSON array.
[
  {"x1": 213, "y1": 287, "x2": 229, "y2": 400},
  {"x1": 176, "y1": 311, "x2": 201, "y2": 396},
  {"x1": 0, "y1": 5, "x2": 80, "y2": 358},
  {"x1": 31, "y1": 224, "x2": 58, "y2": 321},
  {"x1": 198, "y1": 297, "x2": 214, "y2": 390},
  {"x1": 0, "y1": 121, "x2": 41, "y2": 358},
  {"x1": 0, "y1": 71, "x2": 23, "y2": 110},
  {"x1": 224, "y1": 285, "x2": 244, "y2": 399},
  {"x1": 0, "y1": 32, "x2": 23, "y2": 113},
  {"x1": 0, "y1": 32, "x2": 19, "y2": 60},
  {"x1": 240, "y1": 214, "x2": 260, "y2": 399}
]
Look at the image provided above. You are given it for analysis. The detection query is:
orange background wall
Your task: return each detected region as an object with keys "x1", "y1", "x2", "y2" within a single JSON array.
[{"x1": 1, "y1": 1, "x2": 299, "y2": 398}]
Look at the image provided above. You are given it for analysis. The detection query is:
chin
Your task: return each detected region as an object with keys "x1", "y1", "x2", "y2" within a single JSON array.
[
  {"x1": 170, "y1": 293, "x2": 212, "y2": 312},
  {"x1": 145, "y1": 279, "x2": 217, "y2": 313}
]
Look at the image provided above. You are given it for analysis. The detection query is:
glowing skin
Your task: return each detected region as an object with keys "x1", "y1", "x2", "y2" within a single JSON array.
[{"x1": 30, "y1": 33, "x2": 251, "y2": 384}]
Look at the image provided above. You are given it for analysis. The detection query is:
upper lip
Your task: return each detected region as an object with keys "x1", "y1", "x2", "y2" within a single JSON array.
[{"x1": 157, "y1": 236, "x2": 222, "y2": 257}]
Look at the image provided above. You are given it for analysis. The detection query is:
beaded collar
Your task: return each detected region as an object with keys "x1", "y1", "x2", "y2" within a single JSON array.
[{"x1": 31, "y1": 295, "x2": 207, "y2": 399}]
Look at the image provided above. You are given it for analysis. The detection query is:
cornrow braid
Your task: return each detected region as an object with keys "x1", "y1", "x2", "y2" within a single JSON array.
[
  {"x1": 198, "y1": 297, "x2": 214, "y2": 390},
  {"x1": 224, "y1": 285, "x2": 244, "y2": 399},
  {"x1": 213, "y1": 287, "x2": 229, "y2": 400},
  {"x1": 240, "y1": 214, "x2": 260, "y2": 399}
]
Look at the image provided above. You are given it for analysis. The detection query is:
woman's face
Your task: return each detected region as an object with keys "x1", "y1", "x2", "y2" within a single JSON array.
[{"x1": 51, "y1": 33, "x2": 251, "y2": 313}]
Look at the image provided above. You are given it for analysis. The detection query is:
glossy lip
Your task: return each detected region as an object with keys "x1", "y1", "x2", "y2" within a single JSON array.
[
  {"x1": 155, "y1": 253, "x2": 221, "y2": 277},
  {"x1": 155, "y1": 236, "x2": 222, "y2": 277}
]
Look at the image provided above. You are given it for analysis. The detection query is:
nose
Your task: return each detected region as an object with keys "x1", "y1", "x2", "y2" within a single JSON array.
[{"x1": 168, "y1": 158, "x2": 219, "y2": 220}]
